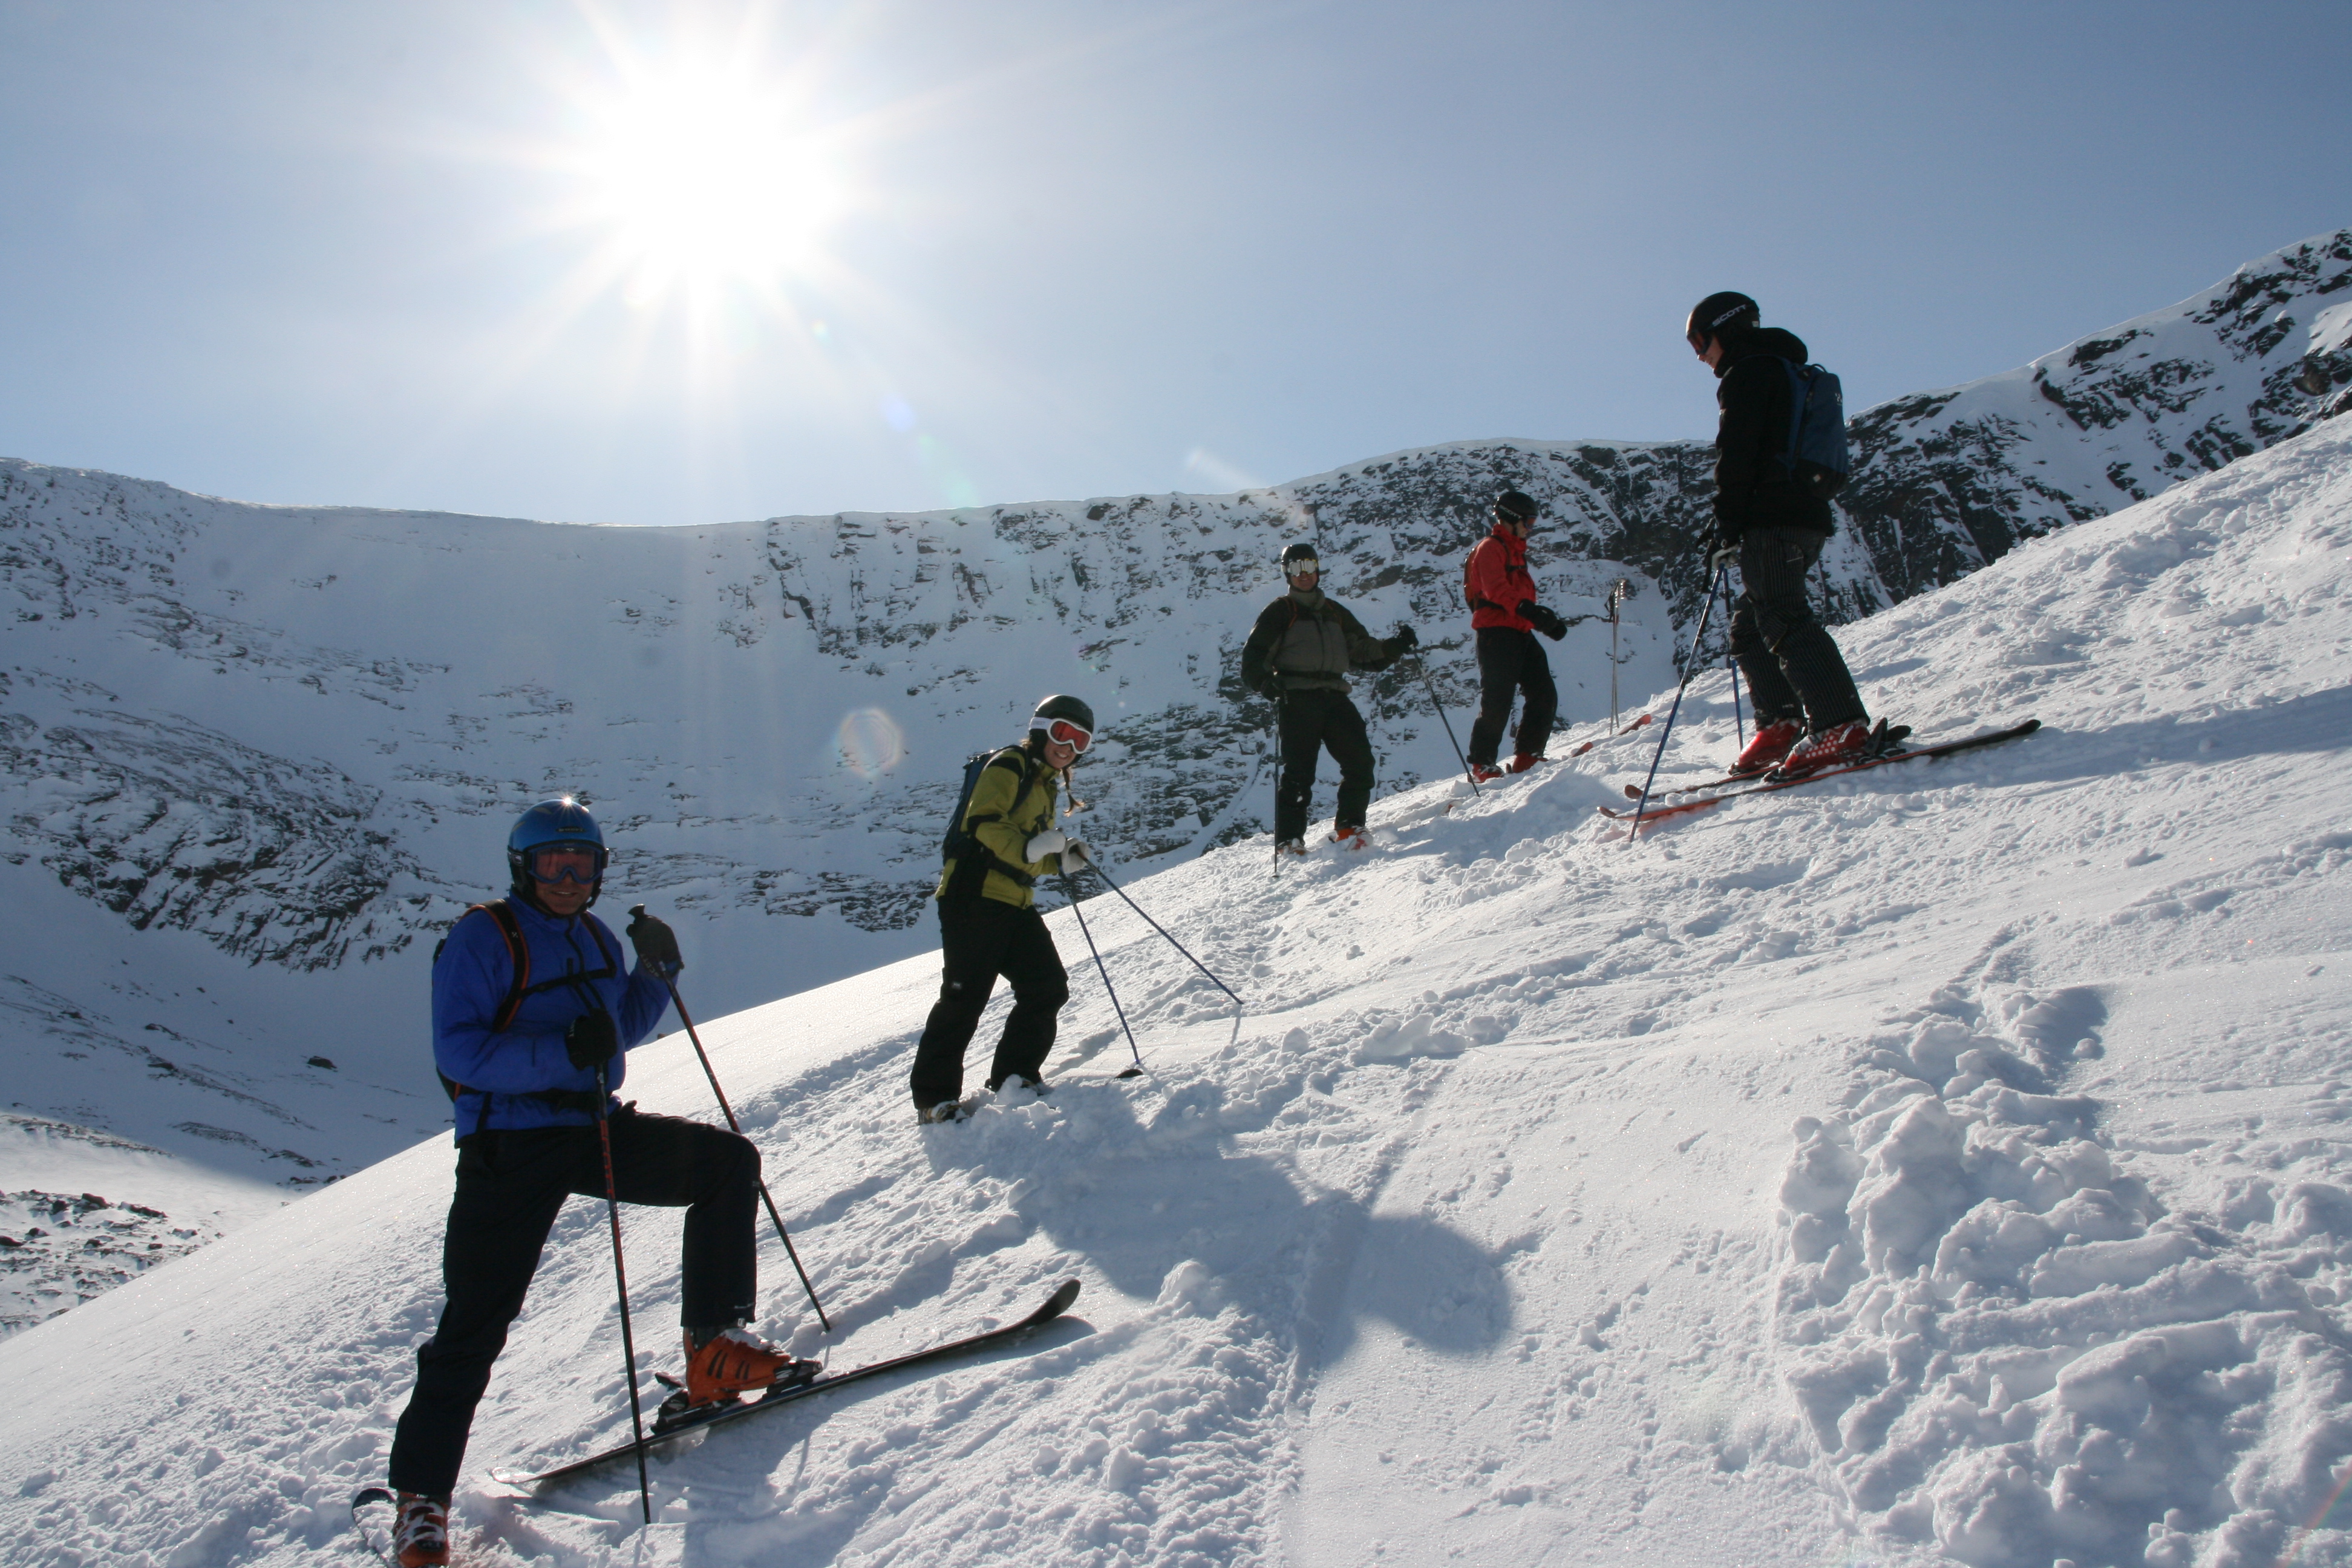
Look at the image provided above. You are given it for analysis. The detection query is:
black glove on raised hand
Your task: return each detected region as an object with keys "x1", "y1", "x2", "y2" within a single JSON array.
[
  {"x1": 1391, "y1": 624, "x2": 1419, "y2": 652},
  {"x1": 626, "y1": 904, "x2": 682, "y2": 978},
  {"x1": 565, "y1": 1010, "x2": 618, "y2": 1071}
]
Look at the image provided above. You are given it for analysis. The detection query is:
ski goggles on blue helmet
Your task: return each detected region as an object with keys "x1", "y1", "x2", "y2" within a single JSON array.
[{"x1": 524, "y1": 843, "x2": 607, "y2": 885}]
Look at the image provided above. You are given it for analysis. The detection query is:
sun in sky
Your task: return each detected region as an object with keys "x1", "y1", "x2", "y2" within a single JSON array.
[
  {"x1": 582, "y1": 69, "x2": 843, "y2": 305},
  {"x1": 549, "y1": 23, "x2": 852, "y2": 312}
]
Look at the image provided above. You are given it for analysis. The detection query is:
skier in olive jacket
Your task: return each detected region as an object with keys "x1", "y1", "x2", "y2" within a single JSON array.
[
  {"x1": 1463, "y1": 489, "x2": 1568, "y2": 780},
  {"x1": 1687, "y1": 290, "x2": 1872, "y2": 779},
  {"x1": 910, "y1": 694, "x2": 1097, "y2": 1123},
  {"x1": 1240, "y1": 543, "x2": 1417, "y2": 854}
]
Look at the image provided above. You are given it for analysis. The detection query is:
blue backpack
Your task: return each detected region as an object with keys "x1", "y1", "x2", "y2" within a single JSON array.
[{"x1": 1779, "y1": 360, "x2": 1851, "y2": 500}]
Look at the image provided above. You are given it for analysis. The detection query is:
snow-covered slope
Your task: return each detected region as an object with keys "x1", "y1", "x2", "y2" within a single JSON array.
[
  {"x1": 3, "y1": 410, "x2": 2348, "y2": 1567},
  {"x1": 0, "y1": 230, "x2": 2342, "y2": 1330}
]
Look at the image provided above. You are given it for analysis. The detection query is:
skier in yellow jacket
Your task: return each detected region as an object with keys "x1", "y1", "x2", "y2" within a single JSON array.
[{"x1": 909, "y1": 694, "x2": 1096, "y2": 1123}]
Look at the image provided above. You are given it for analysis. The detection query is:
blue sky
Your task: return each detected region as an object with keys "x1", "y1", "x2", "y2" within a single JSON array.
[{"x1": 1, "y1": 0, "x2": 2344, "y2": 526}]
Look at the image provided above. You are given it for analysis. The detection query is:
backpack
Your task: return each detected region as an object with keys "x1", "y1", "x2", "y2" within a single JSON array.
[
  {"x1": 1462, "y1": 537, "x2": 1496, "y2": 612},
  {"x1": 941, "y1": 747, "x2": 1045, "y2": 898},
  {"x1": 1779, "y1": 360, "x2": 1851, "y2": 500}
]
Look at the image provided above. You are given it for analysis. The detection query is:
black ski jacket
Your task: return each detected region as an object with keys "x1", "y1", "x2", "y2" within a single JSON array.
[{"x1": 1711, "y1": 325, "x2": 1835, "y2": 541}]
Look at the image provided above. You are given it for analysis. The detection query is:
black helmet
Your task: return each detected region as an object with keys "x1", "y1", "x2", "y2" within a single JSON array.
[
  {"x1": 1279, "y1": 541, "x2": 1320, "y2": 575},
  {"x1": 1685, "y1": 290, "x2": 1759, "y2": 347},
  {"x1": 507, "y1": 796, "x2": 607, "y2": 904},
  {"x1": 1494, "y1": 490, "x2": 1537, "y2": 523},
  {"x1": 1030, "y1": 693, "x2": 1096, "y2": 749}
]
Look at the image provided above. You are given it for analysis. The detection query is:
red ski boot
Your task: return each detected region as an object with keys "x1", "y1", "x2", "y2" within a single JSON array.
[
  {"x1": 1728, "y1": 718, "x2": 1802, "y2": 779},
  {"x1": 1468, "y1": 762, "x2": 1504, "y2": 783},
  {"x1": 393, "y1": 1494, "x2": 449, "y2": 1568},
  {"x1": 1506, "y1": 753, "x2": 1544, "y2": 774},
  {"x1": 1331, "y1": 825, "x2": 1370, "y2": 851},
  {"x1": 1775, "y1": 719, "x2": 1875, "y2": 778}
]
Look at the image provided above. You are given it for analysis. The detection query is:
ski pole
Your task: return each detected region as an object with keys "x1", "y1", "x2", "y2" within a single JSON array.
[
  {"x1": 1628, "y1": 555, "x2": 1733, "y2": 838},
  {"x1": 591, "y1": 1058, "x2": 653, "y2": 1524},
  {"x1": 1083, "y1": 858, "x2": 1243, "y2": 1008},
  {"x1": 1060, "y1": 869, "x2": 1145, "y2": 1078},
  {"x1": 1411, "y1": 650, "x2": 1478, "y2": 795},
  {"x1": 1608, "y1": 589, "x2": 1621, "y2": 734},
  {"x1": 1716, "y1": 571, "x2": 1745, "y2": 747},
  {"x1": 629, "y1": 911, "x2": 831, "y2": 1333},
  {"x1": 1269, "y1": 692, "x2": 1286, "y2": 861}
]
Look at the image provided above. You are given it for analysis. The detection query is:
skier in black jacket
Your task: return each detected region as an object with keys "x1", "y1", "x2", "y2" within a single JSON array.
[
  {"x1": 1687, "y1": 290, "x2": 1873, "y2": 778},
  {"x1": 1240, "y1": 543, "x2": 1417, "y2": 853}
]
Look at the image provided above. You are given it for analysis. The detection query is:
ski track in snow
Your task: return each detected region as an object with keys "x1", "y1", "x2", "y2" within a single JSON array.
[{"x1": 1, "y1": 425, "x2": 2351, "y2": 1563}]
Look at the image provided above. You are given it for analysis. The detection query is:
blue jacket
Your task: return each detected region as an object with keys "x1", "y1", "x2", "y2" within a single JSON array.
[{"x1": 431, "y1": 898, "x2": 671, "y2": 1137}]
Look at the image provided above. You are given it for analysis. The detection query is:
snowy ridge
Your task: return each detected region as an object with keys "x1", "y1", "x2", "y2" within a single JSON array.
[
  {"x1": 1840, "y1": 229, "x2": 2352, "y2": 604},
  {"x1": 1, "y1": 414, "x2": 2348, "y2": 1564}
]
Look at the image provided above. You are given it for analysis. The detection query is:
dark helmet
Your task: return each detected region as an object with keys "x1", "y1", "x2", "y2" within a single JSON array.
[
  {"x1": 1279, "y1": 541, "x2": 1321, "y2": 574},
  {"x1": 1030, "y1": 693, "x2": 1097, "y2": 749},
  {"x1": 1685, "y1": 290, "x2": 1759, "y2": 347},
  {"x1": 1494, "y1": 489, "x2": 1538, "y2": 524},
  {"x1": 507, "y1": 796, "x2": 607, "y2": 904}
]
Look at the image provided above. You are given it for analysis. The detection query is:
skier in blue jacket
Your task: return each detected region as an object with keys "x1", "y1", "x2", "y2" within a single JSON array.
[{"x1": 383, "y1": 799, "x2": 812, "y2": 1567}]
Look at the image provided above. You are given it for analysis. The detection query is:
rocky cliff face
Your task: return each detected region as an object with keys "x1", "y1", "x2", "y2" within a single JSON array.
[{"x1": 0, "y1": 230, "x2": 2344, "y2": 1203}]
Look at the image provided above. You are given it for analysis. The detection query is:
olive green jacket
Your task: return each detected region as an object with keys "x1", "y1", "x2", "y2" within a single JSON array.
[{"x1": 935, "y1": 743, "x2": 1065, "y2": 909}]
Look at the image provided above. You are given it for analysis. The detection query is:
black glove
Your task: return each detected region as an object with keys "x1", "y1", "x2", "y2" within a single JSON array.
[
  {"x1": 626, "y1": 904, "x2": 682, "y2": 978},
  {"x1": 1391, "y1": 624, "x2": 1419, "y2": 652},
  {"x1": 565, "y1": 1010, "x2": 618, "y2": 1071},
  {"x1": 1518, "y1": 601, "x2": 1568, "y2": 641}
]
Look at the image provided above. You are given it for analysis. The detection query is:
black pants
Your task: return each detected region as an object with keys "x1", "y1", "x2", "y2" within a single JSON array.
[
  {"x1": 1275, "y1": 688, "x2": 1375, "y2": 841},
  {"x1": 386, "y1": 1108, "x2": 760, "y2": 1498},
  {"x1": 909, "y1": 897, "x2": 1069, "y2": 1108},
  {"x1": 1727, "y1": 527, "x2": 1866, "y2": 731},
  {"x1": 1466, "y1": 627, "x2": 1558, "y2": 766}
]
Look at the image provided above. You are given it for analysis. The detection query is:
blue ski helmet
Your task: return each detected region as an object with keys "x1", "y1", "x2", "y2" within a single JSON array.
[{"x1": 507, "y1": 796, "x2": 607, "y2": 904}]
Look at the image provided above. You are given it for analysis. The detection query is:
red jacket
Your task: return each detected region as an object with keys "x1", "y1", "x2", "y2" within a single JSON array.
[{"x1": 1465, "y1": 524, "x2": 1535, "y2": 632}]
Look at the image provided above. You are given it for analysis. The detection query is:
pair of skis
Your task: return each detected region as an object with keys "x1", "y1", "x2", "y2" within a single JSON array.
[
  {"x1": 350, "y1": 1279, "x2": 1082, "y2": 1556},
  {"x1": 1600, "y1": 719, "x2": 2041, "y2": 831}
]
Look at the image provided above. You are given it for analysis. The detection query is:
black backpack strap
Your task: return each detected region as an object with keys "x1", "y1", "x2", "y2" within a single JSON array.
[{"x1": 481, "y1": 901, "x2": 531, "y2": 1029}]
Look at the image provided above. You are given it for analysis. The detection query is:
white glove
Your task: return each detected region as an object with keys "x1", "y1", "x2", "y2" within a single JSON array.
[
  {"x1": 1062, "y1": 840, "x2": 1091, "y2": 869},
  {"x1": 1024, "y1": 829, "x2": 1068, "y2": 861}
]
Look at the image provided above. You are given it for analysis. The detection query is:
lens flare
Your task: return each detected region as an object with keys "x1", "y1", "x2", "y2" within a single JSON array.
[{"x1": 837, "y1": 707, "x2": 906, "y2": 780}]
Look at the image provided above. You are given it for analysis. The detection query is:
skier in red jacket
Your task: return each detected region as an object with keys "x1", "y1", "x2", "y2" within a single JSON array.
[{"x1": 1463, "y1": 490, "x2": 1568, "y2": 780}]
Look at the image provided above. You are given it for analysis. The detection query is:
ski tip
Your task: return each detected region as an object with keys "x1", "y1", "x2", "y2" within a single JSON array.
[
  {"x1": 351, "y1": 1486, "x2": 394, "y2": 1509},
  {"x1": 1034, "y1": 1277, "x2": 1082, "y2": 1322},
  {"x1": 486, "y1": 1468, "x2": 537, "y2": 1490}
]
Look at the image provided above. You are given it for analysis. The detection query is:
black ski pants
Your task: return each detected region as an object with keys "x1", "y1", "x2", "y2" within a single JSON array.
[
  {"x1": 1727, "y1": 526, "x2": 1866, "y2": 732},
  {"x1": 1274, "y1": 687, "x2": 1375, "y2": 842},
  {"x1": 909, "y1": 896, "x2": 1069, "y2": 1109},
  {"x1": 1466, "y1": 627, "x2": 1558, "y2": 766},
  {"x1": 386, "y1": 1107, "x2": 760, "y2": 1499}
]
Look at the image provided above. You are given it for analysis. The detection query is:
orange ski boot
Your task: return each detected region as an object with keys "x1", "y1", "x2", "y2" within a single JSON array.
[{"x1": 682, "y1": 1325, "x2": 820, "y2": 1409}]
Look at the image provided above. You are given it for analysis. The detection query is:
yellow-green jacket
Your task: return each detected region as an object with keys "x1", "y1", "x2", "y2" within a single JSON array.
[{"x1": 935, "y1": 743, "x2": 1065, "y2": 909}]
